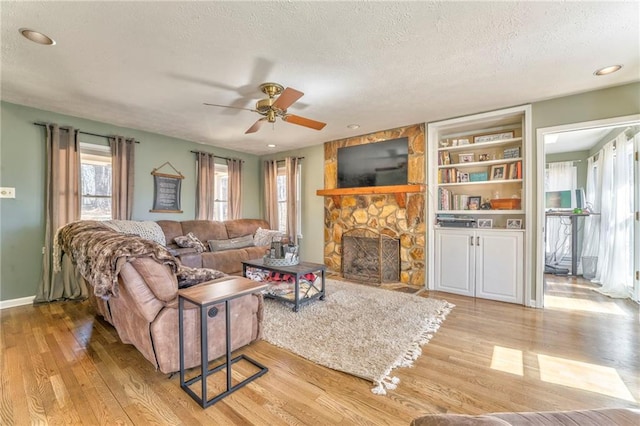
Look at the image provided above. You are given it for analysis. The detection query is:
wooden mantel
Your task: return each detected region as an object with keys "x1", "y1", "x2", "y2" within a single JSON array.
[{"x1": 316, "y1": 184, "x2": 425, "y2": 208}]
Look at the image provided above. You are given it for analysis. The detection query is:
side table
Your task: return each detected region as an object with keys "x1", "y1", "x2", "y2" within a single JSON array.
[{"x1": 178, "y1": 277, "x2": 268, "y2": 408}]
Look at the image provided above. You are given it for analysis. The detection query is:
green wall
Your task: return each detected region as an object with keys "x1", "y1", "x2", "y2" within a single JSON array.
[
  {"x1": 0, "y1": 101, "x2": 260, "y2": 301},
  {"x1": 258, "y1": 144, "x2": 325, "y2": 264},
  {"x1": 545, "y1": 151, "x2": 589, "y2": 190},
  {"x1": 531, "y1": 81, "x2": 640, "y2": 302}
]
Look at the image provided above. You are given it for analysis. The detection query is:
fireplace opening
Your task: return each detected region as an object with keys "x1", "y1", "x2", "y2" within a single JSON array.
[{"x1": 342, "y1": 229, "x2": 399, "y2": 284}]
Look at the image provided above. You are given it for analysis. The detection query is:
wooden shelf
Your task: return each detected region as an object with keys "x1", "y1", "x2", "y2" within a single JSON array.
[{"x1": 316, "y1": 184, "x2": 425, "y2": 208}]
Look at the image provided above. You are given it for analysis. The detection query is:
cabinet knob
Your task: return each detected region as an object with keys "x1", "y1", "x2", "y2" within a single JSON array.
[{"x1": 477, "y1": 236, "x2": 480, "y2": 246}]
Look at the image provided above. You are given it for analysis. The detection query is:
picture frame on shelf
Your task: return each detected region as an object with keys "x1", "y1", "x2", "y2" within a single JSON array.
[
  {"x1": 458, "y1": 153, "x2": 474, "y2": 163},
  {"x1": 478, "y1": 153, "x2": 490, "y2": 161},
  {"x1": 490, "y1": 164, "x2": 507, "y2": 180},
  {"x1": 477, "y1": 219, "x2": 493, "y2": 229},
  {"x1": 506, "y1": 219, "x2": 523, "y2": 229},
  {"x1": 468, "y1": 196, "x2": 481, "y2": 210},
  {"x1": 458, "y1": 138, "x2": 470, "y2": 145},
  {"x1": 473, "y1": 131, "x2": 514, "y2": 144},
  {"x1": 469, "y1": 171, "x2": 488, "y2": 182},
  {"x1": 459, "y1": 172, "x2": 470, "y2": 182}
]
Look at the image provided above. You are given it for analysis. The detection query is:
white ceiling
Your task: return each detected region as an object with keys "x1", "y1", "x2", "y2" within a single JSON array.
[{"x1": 2, "y1": 1, "x2": 639, "y2": 155}]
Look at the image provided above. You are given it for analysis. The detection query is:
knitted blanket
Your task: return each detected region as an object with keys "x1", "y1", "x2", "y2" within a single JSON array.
[{"x1": 55, "y1": 221, "x2": 224, "y2": 299}]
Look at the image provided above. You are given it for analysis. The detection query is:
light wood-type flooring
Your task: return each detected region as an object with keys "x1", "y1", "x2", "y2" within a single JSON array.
[{"x1": 1, "y1": 275, "x2": 638, "y2": 425}]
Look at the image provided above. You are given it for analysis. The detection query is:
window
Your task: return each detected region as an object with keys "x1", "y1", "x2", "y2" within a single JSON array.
[
  {"x1": 276, "y1": 163, "x2": 302, "y2": 237},
  {"x1": 80, "y1": 143, "x2": 112, "y2": 220},
  {"x1": 214, "y1": 163, "x2": 229, "y2": 221}
]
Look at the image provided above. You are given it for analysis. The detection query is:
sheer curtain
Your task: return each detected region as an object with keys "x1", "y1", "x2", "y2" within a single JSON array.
[
  {"x1": 196, "y1": 152, "x2": 215, "y2": 220},
  {"x1": 35, "y1": 124, "x2": 88, "y2": 303},
  {"x1": 110, "y1": 136, "x2": 135, "y2": 220},
  {"x1": 545, "y1": 161, "x2": 575, "y2": 268},
  {"x1": 593, "y1": 134, "x2": 634, "y2": 298},
  {"x1": 285, "y1": 157, "x2": 301, "y2": 244},
  {"x1": 227, "y1": 158, "x2": 242, "y2": 220},
  {"x1": 263, "y1": 160, "x2": 279, "y2": 229},
  {"x1": 580, "y1": 154, "x2": 603, "y2": 269}
]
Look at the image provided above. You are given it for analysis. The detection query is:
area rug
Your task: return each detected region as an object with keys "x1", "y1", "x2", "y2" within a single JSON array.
[{"x1": 262, "y1": 278, "x2": 454, "y2": 395}]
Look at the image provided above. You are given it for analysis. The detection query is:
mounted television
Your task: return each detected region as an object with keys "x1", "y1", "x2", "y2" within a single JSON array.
[{"x1": 337, "y1": 137, "x2": 408, "y2": 188}]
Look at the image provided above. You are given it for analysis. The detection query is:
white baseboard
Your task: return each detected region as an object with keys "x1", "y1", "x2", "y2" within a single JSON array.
[{"x1": 0, "y1": 295, "x2": 35, "y2": 310}]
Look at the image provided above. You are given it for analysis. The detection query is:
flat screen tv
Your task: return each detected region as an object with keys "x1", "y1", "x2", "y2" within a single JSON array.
[{"x1": 337, "y1": 137, "x2": 408, "y2": 188}]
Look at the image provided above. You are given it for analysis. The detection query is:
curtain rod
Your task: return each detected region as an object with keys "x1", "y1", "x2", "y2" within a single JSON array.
[
  {"x1": 190, "y1": 150, "x2": 244, "y2": 163},
  {"x1": 33, "y1": 122, "x2": 140, "y2": 143},
  {"x1": 274, "y1": 156, "x2": 305, "y2": 163}
]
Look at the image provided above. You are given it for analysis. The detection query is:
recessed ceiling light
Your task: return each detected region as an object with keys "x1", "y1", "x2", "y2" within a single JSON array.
[
  {"x1": 19, "y1": 28, "x2": 56, "y2": 45},
  {"x1": 594, "y1": 65, "x2": 622, "y2": 76},
  {"x1": 347, "y1": 124, "x2": 360, "y2": 129},
  {"x1": 266, "y1": 144, "x2": 276, "y2": 148}
]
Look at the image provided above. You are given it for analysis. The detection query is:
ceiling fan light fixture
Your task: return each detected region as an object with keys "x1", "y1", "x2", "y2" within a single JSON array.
[
  {"x1": 594, "y1": 65, "x2": 622, "y2": 76},
  {"x1": 19, "y1": 28, "x2": 55, "y2": 45}
]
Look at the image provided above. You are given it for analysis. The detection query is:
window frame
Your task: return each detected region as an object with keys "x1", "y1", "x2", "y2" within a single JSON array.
[{"x1": 79, "y1": 142, "x2": 113, "y2": 221}]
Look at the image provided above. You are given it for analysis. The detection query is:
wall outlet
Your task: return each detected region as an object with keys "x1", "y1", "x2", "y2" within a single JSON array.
[{"x1": 0, "y1": 187, "x2": 16, "y2": 198}]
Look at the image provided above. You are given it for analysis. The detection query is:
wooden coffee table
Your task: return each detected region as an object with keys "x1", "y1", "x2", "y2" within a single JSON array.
[{"x1": 242, "y1": 259, "x2": 326, "y2": 312}]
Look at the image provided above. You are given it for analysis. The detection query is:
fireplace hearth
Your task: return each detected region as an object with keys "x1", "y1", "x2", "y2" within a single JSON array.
[{"x1": 342, "y1": 229, "x2": 399, "y2": 284}]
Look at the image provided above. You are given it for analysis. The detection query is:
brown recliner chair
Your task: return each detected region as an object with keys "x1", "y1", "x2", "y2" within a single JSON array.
[{"x1": 90, "y1": 257, "x2": 263, "y2": 374}]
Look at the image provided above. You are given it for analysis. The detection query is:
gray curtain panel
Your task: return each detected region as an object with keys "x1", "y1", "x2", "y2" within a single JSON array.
[
  {"x1": 35, "y1": 124, "x2": 88, "y2": 303},
  {"x1": 196, "y1": 152, "x2": 216, "y2": 220},
  {"x1": 110, "y1": 136, "x2": 135, "y2": 220},
  {"x1": 226, "y1": 158, "x2": 243, "y2": 220},
  {"x1": 285, "y1": 157, "x2": 300, "y2": 244},
  {"x1": 263, "y1": 159, "x2": 279, "y2": 230}
]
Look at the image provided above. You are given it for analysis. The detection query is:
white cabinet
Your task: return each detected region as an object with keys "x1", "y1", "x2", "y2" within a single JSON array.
[{"x1": 435, "y1": 229, "x2": 523, "y2": 304}]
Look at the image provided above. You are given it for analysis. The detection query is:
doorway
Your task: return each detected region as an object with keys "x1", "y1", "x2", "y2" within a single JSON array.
[{"x1": 536, "y1": 115, "x2": 640, "y2": 308}]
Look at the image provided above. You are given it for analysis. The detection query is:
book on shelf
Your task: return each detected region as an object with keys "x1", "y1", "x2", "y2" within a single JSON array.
[{"x1": 438, "y1": 167, "x2": 459, "y2": 184}]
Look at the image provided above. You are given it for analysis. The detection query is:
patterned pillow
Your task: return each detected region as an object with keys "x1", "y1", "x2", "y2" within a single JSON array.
[
  {"x1": 208, "y1": 234, "x2": 254, "y2": 252},
  {"x1": 174, "y1": 232, "x2": 207, "y2": 253},
  {"x1": 253, "y1": 227, "x2": 284, "y2": 247}
]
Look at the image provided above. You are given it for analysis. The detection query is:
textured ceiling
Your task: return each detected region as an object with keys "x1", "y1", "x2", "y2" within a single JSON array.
[{"x1": 1, "y1": 1, "x2": 639, "y2": 155}]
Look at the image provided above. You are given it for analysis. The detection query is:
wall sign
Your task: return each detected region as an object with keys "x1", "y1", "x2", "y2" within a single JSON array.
[{"x1": 150, "y1": 162, "x2": 184, "y2": 213}]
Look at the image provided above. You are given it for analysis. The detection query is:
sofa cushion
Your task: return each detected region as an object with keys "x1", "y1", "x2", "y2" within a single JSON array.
[
  {"x1": 174, "y1": 232, "x2": 207, "y2": 253},
  {"x1": 129, "y1": 257, "x2": 178, "y2": 303},
  {"x1": 253, "y1": 227, "x2": 284, "y2": 247},
  {"x1": 208, "y1": 234, "x2": 254, "y2": 252},
  {"x1": 202, "y1": 249, "x2": 250, "y2": 274},
  {"x1": 224, "y1": 219, "x2": 270, "y2": 239},
  {"x1": 181, "y1": 220, "x2": 228, "y2": 243},
  {"x1": 156, "y1": 220, "x2": 184, "y2": 246}
]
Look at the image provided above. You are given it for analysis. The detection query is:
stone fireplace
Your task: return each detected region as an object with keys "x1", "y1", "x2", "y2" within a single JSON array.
[
  {"x1": 342, "y1": 229, "x2": 399, "y2": 283},
  {"x1": 318, "y1": 124, "x2": 426, "y2": 287}
]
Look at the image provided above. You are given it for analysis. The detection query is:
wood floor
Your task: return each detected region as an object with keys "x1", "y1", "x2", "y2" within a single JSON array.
[{"x1": 1, "y1": 277, "x2": 638, "y2": 425}]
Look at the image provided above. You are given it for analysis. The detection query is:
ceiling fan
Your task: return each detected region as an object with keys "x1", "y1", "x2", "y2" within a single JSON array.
[{"x1": 204, "y1": 82, "x2": 327, "y2": 134}]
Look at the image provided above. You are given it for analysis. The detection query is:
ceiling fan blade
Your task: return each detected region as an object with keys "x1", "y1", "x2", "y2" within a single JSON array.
[
  {"x1": 283, "y1": 114, "x2": 326, "y2": 130},
  {"x1": 245, "y1": 118, "x2": 267, "y2": 134},
  {"x1": 272, "y1": 87, "x2": 304, "y2": 110},
  {"x1": 203, "y1": 102, "x2": 257, "y2": 112}
]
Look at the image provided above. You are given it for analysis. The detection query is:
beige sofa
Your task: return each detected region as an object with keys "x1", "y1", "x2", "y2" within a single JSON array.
[
  {"x1": 157, "y1": 219, "x2": 271, "y2": 274},
  {"x1": 57, "y1": 219, "x2": 269, "y2": 374}
]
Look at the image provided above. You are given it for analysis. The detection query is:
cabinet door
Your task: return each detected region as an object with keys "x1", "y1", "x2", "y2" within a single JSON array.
[
  {"x1": 434, "y1": 230, "x2": 475, "y2": 297},
  {"x1": 475, "y1": 231, "x2": 523, "y2": 303}
]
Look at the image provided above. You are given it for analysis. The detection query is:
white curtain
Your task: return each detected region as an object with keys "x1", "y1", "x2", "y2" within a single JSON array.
[
  {"x1": 593, "y1": 134, "x2": 634, "y2": 298},
  {"x1": 580, "y1": 154, "x2": 603, "y2": 262},
  {"x1": 545, "y1": 161, "x2": 575, "y2": 268}
]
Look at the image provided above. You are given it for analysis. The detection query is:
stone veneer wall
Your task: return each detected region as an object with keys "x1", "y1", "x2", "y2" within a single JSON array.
[{"x1": 322, "y1": 124, "x2": 426, "y2": 286}]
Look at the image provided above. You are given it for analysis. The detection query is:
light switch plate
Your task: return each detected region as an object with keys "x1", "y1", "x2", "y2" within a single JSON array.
[{"x1": 0, "y1": 187, "x2": 16, "y2": 198}]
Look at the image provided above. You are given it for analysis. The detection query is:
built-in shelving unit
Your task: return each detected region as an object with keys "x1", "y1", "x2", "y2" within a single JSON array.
[{"x1": 426, "y1": 105, "x2": 532, "y2": 305}]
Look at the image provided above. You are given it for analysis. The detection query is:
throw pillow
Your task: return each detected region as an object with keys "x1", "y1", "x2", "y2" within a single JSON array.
[
  {"x1": 253, "y1": 227, "x2": 284, "y2": 247},
  {"x1": 208, "y1": 234, "x2": 254, "y2": 252},
  {"x1": 103, "y1": 220, "x2": 167, "y2": 246},
  {"x1": 174, "y1": 232, "x2": 207, "y2": 253}
]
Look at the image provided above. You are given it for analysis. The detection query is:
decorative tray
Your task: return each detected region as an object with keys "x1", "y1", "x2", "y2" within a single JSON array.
[{"x1": 263, "y1": 256, "x2": 299, "y2": 267}]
